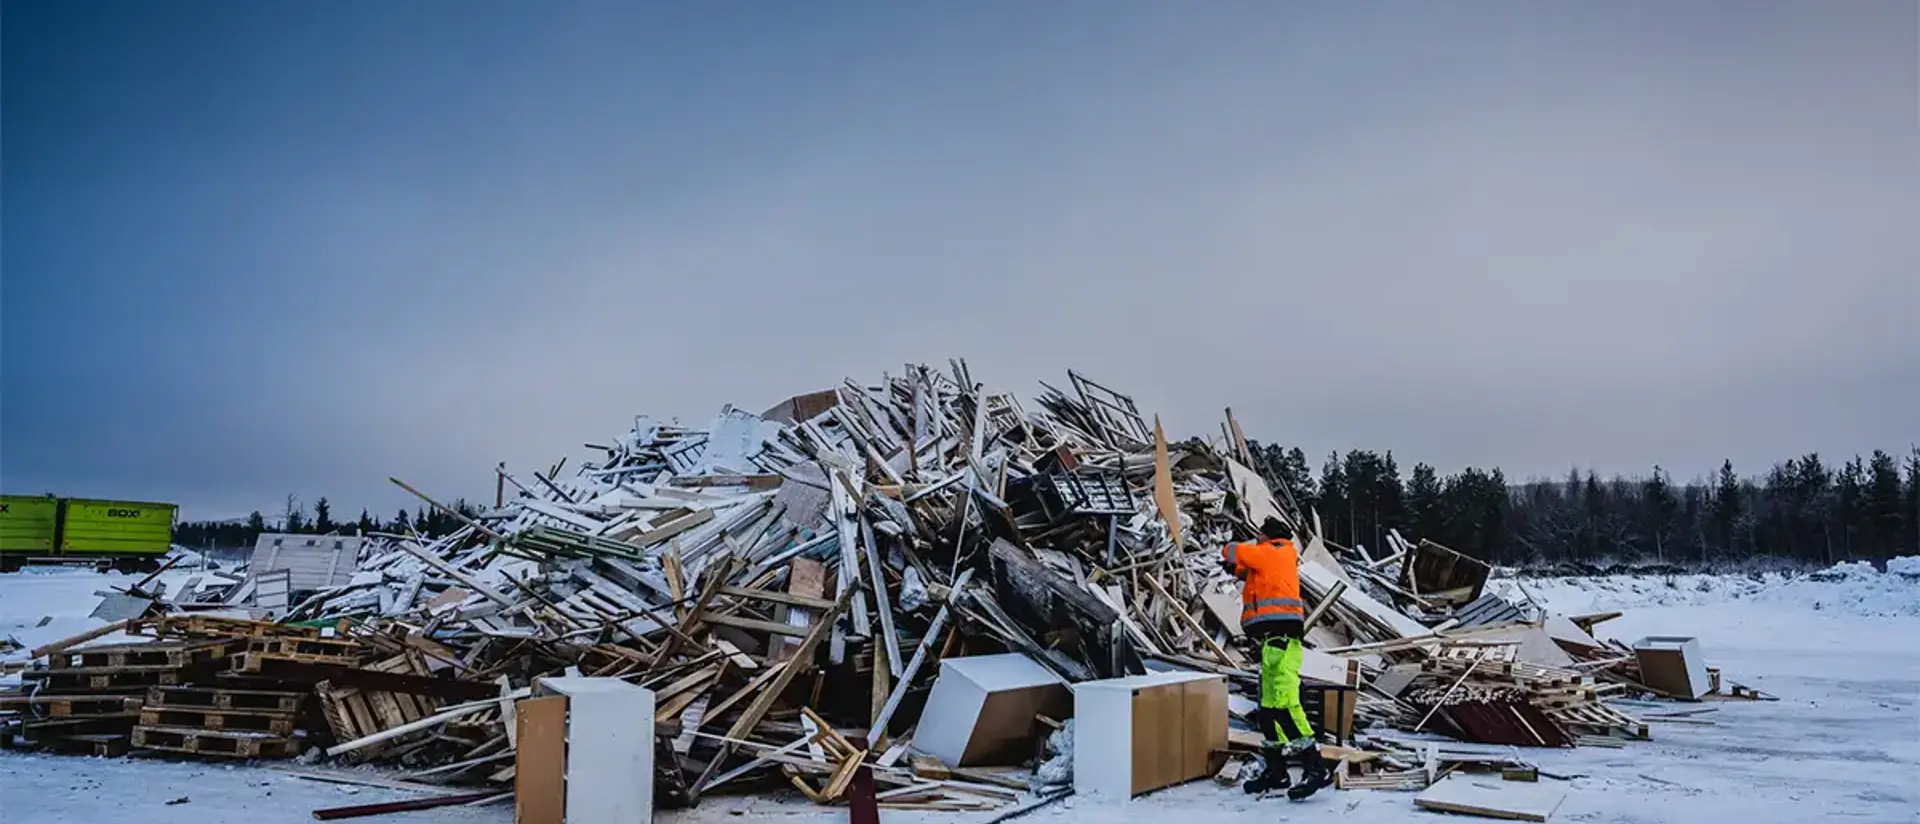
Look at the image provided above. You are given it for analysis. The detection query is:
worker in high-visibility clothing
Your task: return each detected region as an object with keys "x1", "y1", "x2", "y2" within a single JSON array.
[{"x1": 1221, "y1": 517, "x2": 1332, "y2": 801}]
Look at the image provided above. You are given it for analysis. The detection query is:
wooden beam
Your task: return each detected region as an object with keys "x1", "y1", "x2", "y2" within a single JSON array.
[
  {"x1": 30, "y1": 619, "x2": 131, "y2": 659},
  {"x1": 699, "y1": 612, "x2": 811, "y2": 638},
  {"x1": 389, "y1": 477, "x2": 504, "y2": 542},
  {"x1": 871, "y1": 569, "x2": 972, "y2": 736},
  {"x1": 1302, "y1": 580, "x2": 1347, "y2": 633},
  {"x1": 392, "y1": 541, "x2": 517, "y2": 611},
  {"x1": 719, "y1": 586, "x2": 835, "y2": 611}
]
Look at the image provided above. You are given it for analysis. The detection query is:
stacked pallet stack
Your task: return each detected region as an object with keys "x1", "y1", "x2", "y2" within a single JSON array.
[
  {"x1": 133, "y1": 685, "x2": 307, "y2": 759},
  {"x1": 1, "y1": 614, "x2": 386, "y2": 760},
  {"x1": 4, "y1": 636, "x2": 242, "y2": 756}
]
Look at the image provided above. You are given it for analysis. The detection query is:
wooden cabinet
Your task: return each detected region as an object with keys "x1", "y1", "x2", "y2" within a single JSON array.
[{"x1": 1073, "y1": 671, "x2": 1227, "y2": 798}]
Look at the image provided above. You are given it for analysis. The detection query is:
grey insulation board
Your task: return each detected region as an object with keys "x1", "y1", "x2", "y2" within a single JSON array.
[{"x1": 1414, "y1": 774, "x2": 1569, "y2": 822}]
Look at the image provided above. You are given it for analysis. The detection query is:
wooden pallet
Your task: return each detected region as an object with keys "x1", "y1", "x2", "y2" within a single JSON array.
[
  {"x1": 313, "y1": 652, "x2": 441, "y2": 759},
  {"x1": 1421, "y1": 658, "x2": 1590, "y2": 688},
  {"x1": 147, "y1": 686, "x2": 305, "y2": 714},
  {"x1": 1545, "y1": 703, "x2": 1649, "y2": 740},
  {"x1": 47, "y1": 640, "x2": 236, "y2": 671},
  {"x1": 0, "y1": 694, "x2": 143, "y2": 717},
  {"x1": 142, "y1": 615, "x2": 320, "y2": 641},
  {"x1": 139, "y1": 707, "x2": 297, "y2": 736},
  {"x1": 248, "y1": 636, "x2": 365, "y2": 659},
  {"x1": 131, "y1": 725, "x2": 298, "y2": 759},
  {"x1": 20, "y1": 668, "x2": 189, "y2": 692},
  {"x1": 1715, "y1": 683, "x2": 1780, "y2": 702},
  {"x1": 226, "y1": 649, "x2": 359, "y2": 674}
]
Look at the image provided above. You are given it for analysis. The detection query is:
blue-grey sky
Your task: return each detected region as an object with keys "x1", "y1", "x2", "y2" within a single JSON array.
[{"x1": 4, "y1": 1, "x2": 1916, "y2": 521}]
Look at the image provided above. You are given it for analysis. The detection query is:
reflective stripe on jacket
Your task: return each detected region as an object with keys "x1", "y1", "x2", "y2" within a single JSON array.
[{"x1": 1222, "y1": 538, "x2": 1304, "y2": 630}]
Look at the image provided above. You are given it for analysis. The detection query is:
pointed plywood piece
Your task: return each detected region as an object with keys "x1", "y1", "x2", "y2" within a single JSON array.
[{"x1": 1152, "y1": 416, "x2": 1182, "y2": 548}]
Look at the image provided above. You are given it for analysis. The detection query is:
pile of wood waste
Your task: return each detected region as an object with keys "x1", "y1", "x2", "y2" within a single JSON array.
[{"x1": 1, "y1": 361, "x2": 1775, "y2": 821}]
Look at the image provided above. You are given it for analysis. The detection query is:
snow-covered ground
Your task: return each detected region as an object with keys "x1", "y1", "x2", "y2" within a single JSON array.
[{"x1": 3, "y1": 564, "x2": 1917, "y2": 824}]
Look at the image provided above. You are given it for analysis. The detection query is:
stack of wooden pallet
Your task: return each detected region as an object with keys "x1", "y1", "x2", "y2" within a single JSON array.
[
  {"x1": 5, "y1": 637, "x2": 242, "y2": 755},
  {"x1": 227, "y1": 635, "x2": 367, "y2": 676},
  {"x1": 1, "y1": 614, "x2": 379, "y2": 760},
  {"x1": 1397, "y1": 643, "x2": 1645, "y2": 746},
  {"x1": 131, "y1": 685, "x2": 307, "y2": 759},
  {"x1": 0, "y1": 693, "x2": 144, "y2": 756}
]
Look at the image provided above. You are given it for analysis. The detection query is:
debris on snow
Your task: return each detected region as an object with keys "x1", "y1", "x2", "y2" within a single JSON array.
[{"x1": 0, "y1": 361, "x2": 1782, "y2": 818}]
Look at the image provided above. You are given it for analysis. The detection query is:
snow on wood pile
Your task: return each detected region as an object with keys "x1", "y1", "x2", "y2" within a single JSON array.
[{"x1": 1, "y1": 360, "x2": 1779, "y2": 819}]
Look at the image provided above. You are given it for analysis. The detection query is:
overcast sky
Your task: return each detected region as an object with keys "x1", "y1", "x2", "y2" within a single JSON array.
[{"x1": 4, "y1": 1, "x2": 1915, "y2": 521}]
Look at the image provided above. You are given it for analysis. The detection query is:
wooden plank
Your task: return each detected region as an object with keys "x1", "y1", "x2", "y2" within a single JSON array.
[
  {"x1": 773, "y1": 558, "x2": 828, "y2": 663},
  {"x1": 861, "y1": 518, "x2": 905, "y2": 678},
  {"x1": 30, "y1": 619, "x2": 132, "y2": 659},
  {"x1": 392, "y1": 541, "x2": 517, "y2": 611},
  {"x1": 1142, "y1": 574, "x2": 1233, "y2": 666},
  {"x1": 719, "y1": 586, "x2": 835, "y2": 611},
  {"x1": 313, "y1": 791, "x2": 501, "y2": 821},
  {"x1": 699, "y1": 611, "x2": 813, "y2": 638},
  {"x1": 703, "y1": 660, "x2": 790, "y2": 723},
  {"x1": 629, "y1": 508, "x2": 717, "y2": 548},
  {"x1": 515, "y1": 696, "x2": 568, "y2": 824}
]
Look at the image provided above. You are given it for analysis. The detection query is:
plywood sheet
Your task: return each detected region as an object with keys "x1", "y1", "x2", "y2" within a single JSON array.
[
  {"x1": 1180, "y1": 678, "x2": 1228, "y2": 780},
  {"x1": 515, "y1": 696, "x2": 567, "y2": 824},
  {"x1": 1463, "y1": 624, "x2": 1577, "y2": 669},
  {"x1": 1543, "y1": 615, "x2": 1604, "y2": 653},
  {"x1": 1151, "y1": 418, "x2": 1182, "y2": 547},
  {"x1": 1299, "y1": 647, "x2": 1357, "y2": 687},
  {"x1": 1199, "y1": 591, "x2": 1243, "y2": 637},
  {"x1": 1414, "y1": 774, "x2": 1568, "y2": 822},
  {"x1": 1129, "y1": 684, "x2": 1180, "y2": 795}
]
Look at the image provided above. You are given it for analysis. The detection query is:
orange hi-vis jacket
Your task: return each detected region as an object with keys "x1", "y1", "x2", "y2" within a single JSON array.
[{"x1": 1222, "y1": 538, "x2": 1306, "y2": 635}]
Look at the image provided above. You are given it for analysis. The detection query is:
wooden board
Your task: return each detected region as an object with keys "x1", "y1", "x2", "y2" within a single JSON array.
[
  {"x1": 1414, "y1": 775, "x2": 1569, "y2": 822},
  {"x1": 515, "y1": 695, "x2": 568, "y2": 824}
]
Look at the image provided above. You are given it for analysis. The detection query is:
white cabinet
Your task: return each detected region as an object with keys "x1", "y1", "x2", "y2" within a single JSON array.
[
  {"x1": 1072, "y1": 671, "x2": 1227, "y2": 799},
  {"x1": 516, "y1": 676, "x2": 656, "y2": 824}
]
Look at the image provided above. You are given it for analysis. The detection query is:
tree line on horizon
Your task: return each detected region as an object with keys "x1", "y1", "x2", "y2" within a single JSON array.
[
  {"x1": 171, "y1": 494, "x2": 482, "y2": 555},
  {"x1": 171, "y1": 446, "x2": 1920, "y2": 570},
  {"x1": 1246, "y1": 441, "x2": 1920, "y2": 570}
]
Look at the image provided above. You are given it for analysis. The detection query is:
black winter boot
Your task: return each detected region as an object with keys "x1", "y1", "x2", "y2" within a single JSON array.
[
  {"x1": 1241, "y1": 748, "x2": 1292, "y2": 795},
  {"x1": 1286, "y1": 745, "x2": 1333, "y2": 801}
]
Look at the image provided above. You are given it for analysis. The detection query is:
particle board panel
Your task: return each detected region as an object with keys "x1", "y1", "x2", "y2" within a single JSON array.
[{"x1": 515, "y1": 696, "x2": 567, "y2": 824}]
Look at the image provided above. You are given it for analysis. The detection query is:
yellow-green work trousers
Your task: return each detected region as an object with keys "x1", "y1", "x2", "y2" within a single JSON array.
[{"x1": 1259, "y1": 635, "x2": 1316, "y2": 753}]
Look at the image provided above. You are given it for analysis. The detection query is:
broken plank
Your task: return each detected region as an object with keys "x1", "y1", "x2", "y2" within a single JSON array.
[{"x1": 312, "y1": 790, "x2": 503, "y2": 821}]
